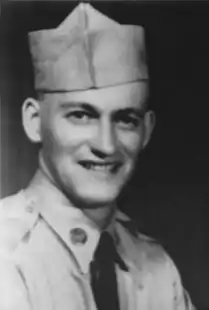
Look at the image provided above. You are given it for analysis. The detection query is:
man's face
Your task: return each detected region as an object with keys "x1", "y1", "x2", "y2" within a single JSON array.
[{"x1": 38, "y1": 82, "x2": 153, "y2": 206}]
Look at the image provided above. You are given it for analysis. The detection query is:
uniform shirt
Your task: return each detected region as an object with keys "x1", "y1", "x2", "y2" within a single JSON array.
[{"x1": 0, "y1": 170, "x2": 195, "y2": 310}]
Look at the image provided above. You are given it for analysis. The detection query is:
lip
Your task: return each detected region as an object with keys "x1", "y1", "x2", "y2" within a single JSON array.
[{"x1": 78, "y1": 160, "x2": 122, "y2": 173}]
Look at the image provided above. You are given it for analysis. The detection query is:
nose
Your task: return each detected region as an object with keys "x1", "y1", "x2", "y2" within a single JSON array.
[{"x1": 92, "y1": 118, "x2": 117, "y2": 156}]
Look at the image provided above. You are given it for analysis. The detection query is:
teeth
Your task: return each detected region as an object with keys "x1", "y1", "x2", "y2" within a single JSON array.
[{"x1": 82, "y1": 162, "x2": 115, "y2": 171}]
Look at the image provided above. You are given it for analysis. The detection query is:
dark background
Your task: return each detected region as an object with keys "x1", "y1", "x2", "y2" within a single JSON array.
[{"x1": 1, "y1": 1, "x2": 209, "y2": 308}]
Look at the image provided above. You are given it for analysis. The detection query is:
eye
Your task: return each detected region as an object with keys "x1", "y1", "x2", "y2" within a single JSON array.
[
  {"x1": 65, "y1": 110, "x2": 96, "y2": 124},
  {"x1": 116, "y1": 115, "x2": 141, "y2": 130}
]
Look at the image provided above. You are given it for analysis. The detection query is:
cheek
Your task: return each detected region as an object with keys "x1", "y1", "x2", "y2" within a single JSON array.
[
  {"x1": 41, "y1": 130, "x2": 60, "y2": 160},
  {"x1": 40, "y1": 119, "x2": 93, "y2": 156},
  {"x1": 117, "y1": 130, "x2": 143, "y2": 158},
  {"x1": 40, "y1": 120, "x2": 66, "y2": 156}
]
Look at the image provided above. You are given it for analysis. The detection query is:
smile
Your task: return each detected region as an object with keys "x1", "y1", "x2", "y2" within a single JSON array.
[{"x1": 79, "y1": 161, "x2": 121, "y2": 173}]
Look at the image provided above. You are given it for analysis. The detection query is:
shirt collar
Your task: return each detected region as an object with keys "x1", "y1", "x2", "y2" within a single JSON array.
[{"x1": 24, "y1": 168, "x2": 123, "y2": 274}]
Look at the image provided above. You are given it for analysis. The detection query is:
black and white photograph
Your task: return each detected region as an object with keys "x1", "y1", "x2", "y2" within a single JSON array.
[{"x1": 0, "y1": 1, "x2": 208, "y2": 309}]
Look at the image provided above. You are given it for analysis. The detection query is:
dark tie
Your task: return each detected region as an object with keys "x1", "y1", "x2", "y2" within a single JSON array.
[{"x1": 90, "y1": 232, "x2": 120, "y2": 310}]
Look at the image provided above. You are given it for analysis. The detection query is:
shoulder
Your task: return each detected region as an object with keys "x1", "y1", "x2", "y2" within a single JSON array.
[
  {"x1": 116, "y1": 210, "x2": 169, "y2": 265},
  {"x1": 0, "y1": 257, "x2": 31, "y2": 310},
  {"x1": 116, "y1": 210, "x2": 157, "y2": 246},
  {"x1": 116, "y1": 211, "x2": 192, "y2": 302},
  {"x1": 0, "y1": 191, "x2": 39, "y2": 256}
]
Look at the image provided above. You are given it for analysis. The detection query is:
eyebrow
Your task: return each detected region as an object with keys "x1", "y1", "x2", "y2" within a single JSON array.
[
  {"x1": 60, "y1": 102, "x2": 98, "y2": 112},
  {"x1": 114, "y1": 108, "x2": 145, "y2": 118},
  {"x1": 59, "y1": 102, "x2": 145, "y2": 117}
]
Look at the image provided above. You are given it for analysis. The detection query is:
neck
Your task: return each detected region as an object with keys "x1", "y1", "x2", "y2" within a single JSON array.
[{"x1": 83, "y1": 204, "x2": 116, "y2": 231}]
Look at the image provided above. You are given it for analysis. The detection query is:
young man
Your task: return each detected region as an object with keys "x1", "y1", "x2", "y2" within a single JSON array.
[{"x1": 0, "y1": 3, "x2": 194, "y2": 310}]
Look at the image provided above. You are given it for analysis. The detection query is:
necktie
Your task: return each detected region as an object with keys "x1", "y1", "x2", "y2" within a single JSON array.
[{"x1": 90, "y1": 232, "x2": 120, "y2": 310}]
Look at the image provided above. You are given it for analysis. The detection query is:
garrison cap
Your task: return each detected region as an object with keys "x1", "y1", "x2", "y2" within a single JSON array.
[{"x1": 28, "y1": 3, "x2": 148, "y2": 92}]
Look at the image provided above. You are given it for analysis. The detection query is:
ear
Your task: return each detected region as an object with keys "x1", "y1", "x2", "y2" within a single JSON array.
[
  {"x1": 142, "y1": 110, "x2": 156, "y2": 148},
  {"x1": 22, "y1": 98, "x2": 41, "y2": 143}
]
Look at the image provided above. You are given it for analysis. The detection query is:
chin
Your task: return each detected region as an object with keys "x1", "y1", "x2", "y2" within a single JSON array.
[{"x1": 74, "y1": 186, "x2": 120, "y2": 207}]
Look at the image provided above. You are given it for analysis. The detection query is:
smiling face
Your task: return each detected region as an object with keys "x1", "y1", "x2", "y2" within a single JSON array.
[{"x1": 23, "y1": 82, "x2": 155, "y2": 207}]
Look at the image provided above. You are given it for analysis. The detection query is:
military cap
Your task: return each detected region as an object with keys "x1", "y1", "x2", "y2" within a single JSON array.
[{"x1": 28, "y1": 3, "x2": 148, "y2": 92}]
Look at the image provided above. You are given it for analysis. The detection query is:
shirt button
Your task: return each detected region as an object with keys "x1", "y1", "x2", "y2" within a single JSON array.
[{"x1": 70, "y1": 228, "x2": 87, "y2": 245}]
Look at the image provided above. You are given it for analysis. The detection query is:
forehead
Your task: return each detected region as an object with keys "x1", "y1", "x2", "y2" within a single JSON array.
[{"x1": 42, "y1": 82, "x2": 148, "y2": 112}]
